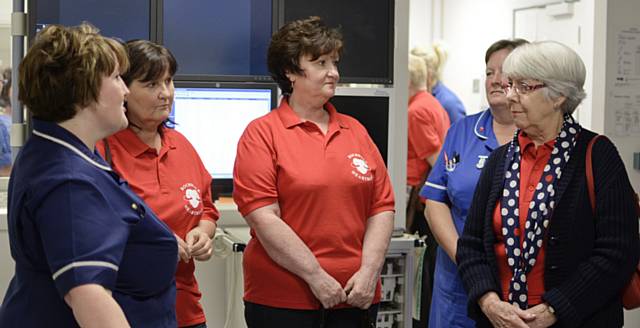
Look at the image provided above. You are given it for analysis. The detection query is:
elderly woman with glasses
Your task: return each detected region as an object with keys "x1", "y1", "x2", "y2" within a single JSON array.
[
  {"x1": 456, "y1": 41, "x2": 638, "y2": 328},
  {"x1": 420, "y1": 38, "x2": 527, "y2": 328}
]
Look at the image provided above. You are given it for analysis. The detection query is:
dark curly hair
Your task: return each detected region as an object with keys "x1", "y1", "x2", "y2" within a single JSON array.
[
  {"x1": 19, "y1": 23, "x2": 129, "y2": 122},
  {"x1": 267, "y1": 16, "x2": 343, "y2": 95}
]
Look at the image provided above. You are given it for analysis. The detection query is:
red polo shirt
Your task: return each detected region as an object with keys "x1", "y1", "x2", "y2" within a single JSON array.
[
  {"x1": 97, "y1": 127, "x2": 219, "y2": 327},
  {"x1": 407, "y1": 91, "x2": 450, "y2": 186},
  {"x1": 493, "y1": 132, "x2": 554, "y2": 306},
  {"x1": 233, "y1": 98, "x2": 395, "y2": 309}
]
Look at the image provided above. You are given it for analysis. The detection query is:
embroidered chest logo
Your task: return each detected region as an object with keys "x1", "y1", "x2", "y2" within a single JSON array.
[
  {"x1": 444, "y1": 151, "x2": 460, "y2": 172},
  {"x1": 180, "y1": 183, "x2": 203, "y2": 216},
  {"x1": 348, "y1": 153, "x2": 373, "y2": 182},
  {"x1": 476, "y1": 155, "x2": 488, "y2": 169}
]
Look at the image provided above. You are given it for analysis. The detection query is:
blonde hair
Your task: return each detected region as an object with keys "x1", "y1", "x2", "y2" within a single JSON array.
[
  {"x1": 408, "y1": 54, "x2": 427, "y2": 89},
  {"x1": 410, "y1": 42, "x2": 447, "y2": 89},
  {"x1": 19, "y1": 22, "x2": 129, "y2": 122}
]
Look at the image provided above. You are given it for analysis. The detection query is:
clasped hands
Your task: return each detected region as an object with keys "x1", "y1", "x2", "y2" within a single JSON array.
[
  {"x1": 479, "y1": 292, "x2": 557, "y2": 328},
  {"x1": 175, "y1": 227, "x2": 213, "y2": 263},
  {"x1": 307, "y1": 267, "x2": 378, "y2": 310}
]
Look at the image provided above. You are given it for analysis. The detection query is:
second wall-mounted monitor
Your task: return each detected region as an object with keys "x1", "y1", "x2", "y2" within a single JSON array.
[
  {"x1": 278, "y1": 0, "x2": 394, "y2": 84},
  {"x1": 170, "y1": 81, "x2": 279, "y2": 197},
  {"x1": 329, "y1": 89, "x2": 390, "y2": 165},
  {"x1": 162, "y1": 0, "x2": 272, "y2": 81}
]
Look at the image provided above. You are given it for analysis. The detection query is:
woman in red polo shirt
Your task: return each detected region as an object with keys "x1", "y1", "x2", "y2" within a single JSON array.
[
  {"x1": 97, "y1": 40, "x2": 219, "y2": 328},
  {"x1": 456, "y1": 41, "x2": 638, "y2": 328},
  {"x1": 233, "y1": 16, "x2": 395, "y2": 327}
]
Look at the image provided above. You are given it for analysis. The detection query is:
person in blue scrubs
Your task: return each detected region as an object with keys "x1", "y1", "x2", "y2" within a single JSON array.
[
  {"x1": 419, "y1": 39, "x2": 528, "y2": 327},
  {"x1": 431, "y1": 81, "x2": 466, "y2": 124},
  {"x1": 0, "y1": 121, "x2": 10, "y2": 174},
  {"x1": 0, "y1": 23, "x2": 178, "y2": 328},
  {"x1": 0, "y1": 69, "x2": 12, "y2": 175}
]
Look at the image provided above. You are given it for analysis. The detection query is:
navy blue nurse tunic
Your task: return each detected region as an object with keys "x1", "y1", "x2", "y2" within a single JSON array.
[
  {"x1": 0, "y1": 119, "x2": 178, "y2": 327},
  {"x1": 420, "y1": 109, "x2": 499, "y2": 327}
]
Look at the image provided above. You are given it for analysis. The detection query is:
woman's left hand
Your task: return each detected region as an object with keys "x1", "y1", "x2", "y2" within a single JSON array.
[
  {"x1": 523, "y1": 303, "x2": 557, "y2": 328},
  {"x1": 344, "y1": 267, "x2": 377, "y2": 309},
  {"x1": 186, "y1": 227, "x2": 213, "y2": 261}
]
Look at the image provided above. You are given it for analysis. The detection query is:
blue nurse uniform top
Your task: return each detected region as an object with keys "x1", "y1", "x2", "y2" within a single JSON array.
[
  {"x1": 420, "y1": 109, "x2": 499, "y2": 327},
  {"x1": 432, "y1": 81, "x2": 466, "y2": 124},
  {"x1": 0, "y1": 117, "x2": 11, "y2": 167},
  {"x1": 0, "y1": 119, "x2": 178, "y2": 328}
]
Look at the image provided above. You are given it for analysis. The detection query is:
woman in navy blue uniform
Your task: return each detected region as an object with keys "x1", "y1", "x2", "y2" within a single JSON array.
[
  {"x1": 0, "y1": 23, "x2": 178, "y2": 327},
  {"x1": 419, "y1": 39, "x2": 528, "y2": 327}
]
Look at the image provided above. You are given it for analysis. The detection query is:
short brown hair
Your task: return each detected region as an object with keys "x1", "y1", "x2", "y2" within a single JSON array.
[
  {"x1": 122, "y1": 40, "x2": 177, "y2": 86},
  {"x1": 485, "y1": 38, "x2": 529, "y2": 64},
  {"x1": 19, "y1": 23, "x2": 129, "y2": 122},
  {"x1": 267, "y1": 16, "x2": 343, "y2": 95}
]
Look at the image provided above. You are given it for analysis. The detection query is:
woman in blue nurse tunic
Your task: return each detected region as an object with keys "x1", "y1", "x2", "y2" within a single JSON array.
[
  {"x1": 419, "y1": 39, "x2": 527, "y2": 327},
  {"x1": 0, "y1": 23, "x2": 178, "y2": 328}
]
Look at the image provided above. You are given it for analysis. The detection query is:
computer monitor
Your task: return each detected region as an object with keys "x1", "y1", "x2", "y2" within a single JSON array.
[
  {"x1": 162, "y1": 0, "x2": 272, "y2": 81},
  {"x1": 29, "y1": 0, "x2": 151, "y2": 43},
  {"x1": 329, "y1": 92, "x2": 390, "y2": 165},
  {"x1": 278, "y1": 0, "x2": 394, "y2": 84},
  {"x1": 170, "y1": 82, "x2": 279, "y2": 198}
]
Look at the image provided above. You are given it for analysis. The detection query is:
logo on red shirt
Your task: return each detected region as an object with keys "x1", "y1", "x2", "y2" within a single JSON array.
[
  {"x1": 348, "y1": 153, "x2": 373, "y2": 182},
  {"x1": 180, "y1": 183, "x2": 203, "y2": 216}
]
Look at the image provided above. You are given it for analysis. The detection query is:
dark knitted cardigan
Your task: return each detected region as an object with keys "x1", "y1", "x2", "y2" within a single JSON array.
[{"x1": 456, "y1": 129, "x2": 639, "y2": 328}]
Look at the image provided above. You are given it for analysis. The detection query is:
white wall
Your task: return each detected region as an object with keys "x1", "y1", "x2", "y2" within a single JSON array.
[
  {"x1": 439, "y1": 0, "x2": 513, "y2": 115},
  {"x1": 435, "y1": 0, "x2": 599, "y2": 123},
  {"x1": 408, "y1": 0, "x2": 432, "y2": 49},
  {"x1": 602, "y1": 1, "x2": 640, "y2": 323},
  {"x1": 511, "y1": 0, "x2": 597, "y2": 128},
  {"x1": 603, "y1": 0, "x2": 640, "y2": 193},
  {"x1": 0, "y1": 0, "x2": 12, "y2": 68},
  {"x1": 0, "y1": 0, "x2": 10, "y2": 25}
]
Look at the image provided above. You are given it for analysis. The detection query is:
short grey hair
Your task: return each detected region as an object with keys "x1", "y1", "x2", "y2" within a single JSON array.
[{"x1": 502, "y1": 41, "x2": 586, "y2": 114}]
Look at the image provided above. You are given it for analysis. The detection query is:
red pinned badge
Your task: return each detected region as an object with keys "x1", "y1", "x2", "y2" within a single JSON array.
[{"x1": 545, "y1": 175, "x2": 553, "y2": 183}]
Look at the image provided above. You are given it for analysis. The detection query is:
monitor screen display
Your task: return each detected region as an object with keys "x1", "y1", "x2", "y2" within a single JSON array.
[
  {"x1": 280, "y1": 0, "x2": 394, "y2": 84},
  {"x1": 31, "y1": 0, "x2": 151, "y2": 42},
  {"x1": 329, "y1": 95, "x2": 389, "y2": 164},
  {"x1": 163, "y1": 0, "x2": 272, "y2": 80},
  {"x1": 170, "y1": 82, "x2": 278, "y2": 196}
]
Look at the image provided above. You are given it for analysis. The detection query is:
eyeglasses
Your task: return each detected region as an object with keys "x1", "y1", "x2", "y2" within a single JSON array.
[{"x1": 502, "y1": 81, "x2": 546, "y2": 95}]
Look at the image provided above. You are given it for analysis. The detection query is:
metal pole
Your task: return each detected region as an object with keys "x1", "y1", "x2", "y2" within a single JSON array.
[{"x1": 10, "y1": 0, "x2": 26, "y2": 155}]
